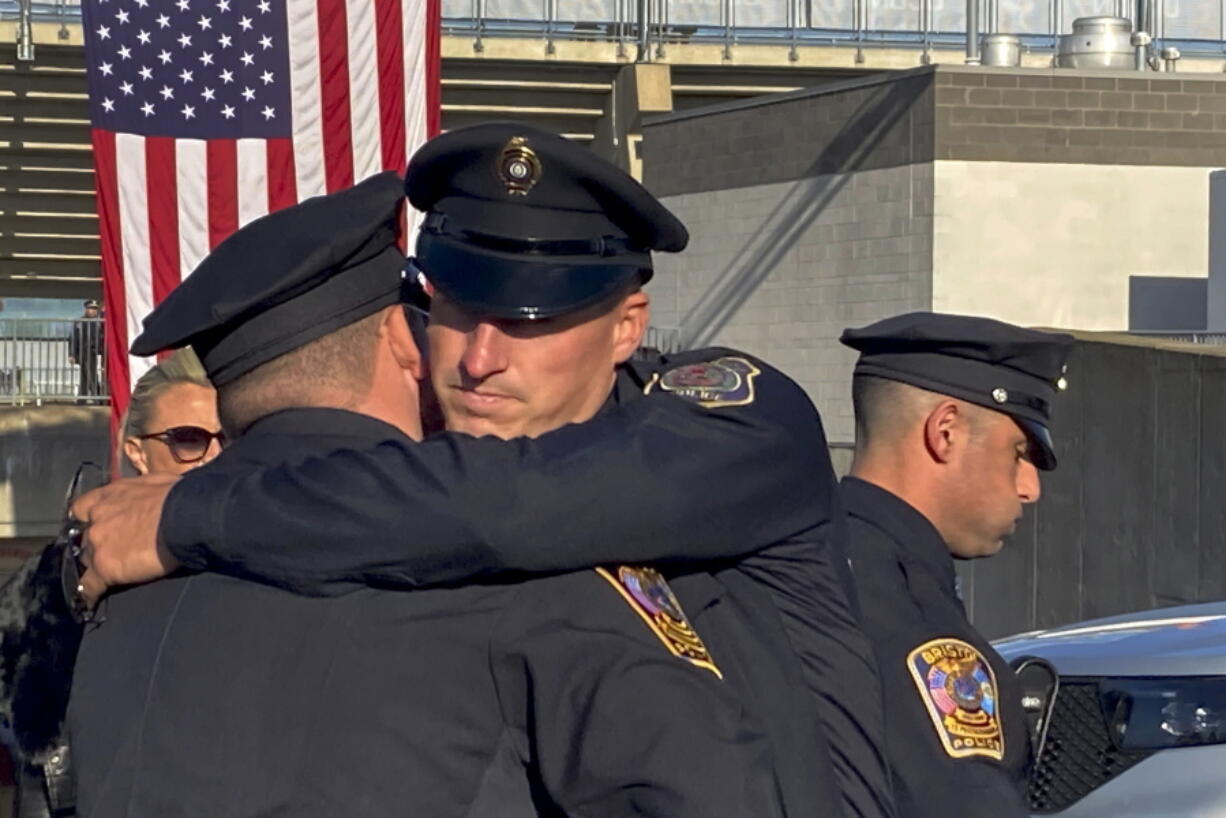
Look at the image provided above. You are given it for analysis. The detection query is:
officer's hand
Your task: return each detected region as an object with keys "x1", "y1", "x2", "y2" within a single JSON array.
[{"x1": 70, "y1": 475, "x2": 182, "y2": 606}]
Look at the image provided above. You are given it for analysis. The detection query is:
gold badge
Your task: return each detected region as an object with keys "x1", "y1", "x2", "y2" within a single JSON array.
[
  {"x1": 907, "y1": 638, "x2": 1005, "y2": 761},
  {"x1": 596, "y1": 566, "x2": 722, "y2": 679},
  {"x1": 496, "y1": 136, "x2": 542, "y2": 196}
]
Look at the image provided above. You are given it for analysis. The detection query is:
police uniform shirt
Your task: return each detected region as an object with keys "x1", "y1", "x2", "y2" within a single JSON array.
[
  {"x1": 843, "y1": 476, "x2": 1029, "y2": 818},
  {"x1": 154, "y1": 348, "x2": 896, "y2": 818},
  {"x1": 70, "y1": 408, "x2": 784, "y2": 818}
]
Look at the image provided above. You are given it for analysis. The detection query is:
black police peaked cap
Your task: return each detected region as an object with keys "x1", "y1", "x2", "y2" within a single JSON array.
[
  {"x1": 405, "y1": 122, "x2": 689, "y2": 320},
  {"x1": 840, "y1": 312, "x2": 1075, "y2": 470},
  {"x1": 131, "y1": 171, "x2": 408, "y2": 385}
]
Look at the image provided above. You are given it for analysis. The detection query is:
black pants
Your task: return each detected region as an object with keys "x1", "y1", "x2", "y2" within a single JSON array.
[{"x1": 77, "y1": 358, "x2": 100, "y2": 402}]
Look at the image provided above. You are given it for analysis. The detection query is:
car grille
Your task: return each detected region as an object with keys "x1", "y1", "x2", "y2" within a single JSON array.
[{"x1": 1028, "y1": 679, "x2": 1156, "y2": 813}]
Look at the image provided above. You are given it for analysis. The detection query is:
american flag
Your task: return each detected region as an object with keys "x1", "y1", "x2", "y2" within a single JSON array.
[{"x1": 82, "y1": 0, "x2": 440, "y2": 427}]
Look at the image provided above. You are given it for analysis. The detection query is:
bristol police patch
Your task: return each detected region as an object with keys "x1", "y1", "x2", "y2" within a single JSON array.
[
  {"x1": 906, "y1": 638, "x2": 1004, "y2": 761},
  {"x1": 655, "y1": 356, "x2": 761, "y2": 408},
  {"x1": 596, "y1": 566, "x2": 722, "y2": 679}
]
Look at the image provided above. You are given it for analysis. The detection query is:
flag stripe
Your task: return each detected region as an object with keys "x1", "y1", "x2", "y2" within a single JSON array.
[
  {"x1": 146, "y1": 137, "x2": 181, "y2": 309},
  {"x1": 346, "y1": 0, "x2": 382, "y2": 182},
  {"x1": 116, "y1": 133, "x2": 154, "y2": 388},
  {"x1": 176, "y1": 139, "x2": 209, "y2": 280},
  {"x1": 317, "y1": 0, "x2": 354, "y2": 192},
  {"x1": 92, "y1": 128, "x2": 130, "y2": 431},
  {"x1": 287, "y1": 0, "x2": 325, "y2": 200},
  {"x1": 237, "y1": 138, "x2": 271, "y2": 227},
  {"x1": 206, "y1": 139, "x2": 239, "y2": 249},
  {"x1": 425, "y1": 0, "x2": 441, "y2": 137},
  {"x1": 267, "y1": 137, "x2": 298, "y2": 211},
  {"x1": 375, "y1": 0, "x2": 406, "y2": 173}
]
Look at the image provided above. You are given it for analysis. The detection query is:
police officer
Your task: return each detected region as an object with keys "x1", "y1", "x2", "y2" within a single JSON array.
[
  {"x1": 838, "y1": 312, "x2": 1074, "y2": 817},
  {"x1": 69, "y1": 171, "x2": 783, "y2": 818},
  {"x1": 69, "y1": 300, "x2": 103, "y2": 403},
  {"x1": 76, "y1": 124, "x2": 894, "y2": 816}
]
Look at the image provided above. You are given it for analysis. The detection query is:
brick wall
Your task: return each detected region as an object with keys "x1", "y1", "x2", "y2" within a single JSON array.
[{"x1": 935, "y1": 66, "x2": 1226, "y2": 166}]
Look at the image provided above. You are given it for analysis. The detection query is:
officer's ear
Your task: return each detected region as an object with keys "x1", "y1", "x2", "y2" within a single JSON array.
[
  {"x1": 382, "y1": 305, "x2": 426, "y2": 380},
  {"x1": 922, "y1": 399, "x2": 963, "y2": 465},
  {"x1": 610, "y1": 289, "x2": 650, "y2": 365}
]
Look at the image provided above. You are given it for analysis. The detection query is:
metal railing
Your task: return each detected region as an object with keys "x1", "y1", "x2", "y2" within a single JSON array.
[
  {"x1": 0, "y1": 318, "x2": 109, "y2": 405},
  {"x1": 7, "y1": 0, "x2": 1226, "y2": 57},
  {"x1": 438, "y1": 0, "x2": 1226, "y2": 58},
  {"x1": 1131, "y1": 331, "x2": 1226, "y2": 344},
  {"x1": 638, "y1": 325, "x2": 684, "y2": 357}
]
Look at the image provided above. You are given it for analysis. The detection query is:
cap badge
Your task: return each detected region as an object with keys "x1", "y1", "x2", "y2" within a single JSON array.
[
  {"x1": 497, "y1": 136, "x2": 542, "y2": 196},
  {"x1": 991, "y1": 387, "x2": 1008, "y2": 404},
  {"x1": 596, "y1": 565, "x2": 722, "y2": 679},
  {"x1": 907, "y1": 638, "x2": 1004, "y2": 761}
]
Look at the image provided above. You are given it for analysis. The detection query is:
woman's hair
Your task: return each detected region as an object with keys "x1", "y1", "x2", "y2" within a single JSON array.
[{"x1": 118, "y1": 348, "x2": 212, "y2": 475}]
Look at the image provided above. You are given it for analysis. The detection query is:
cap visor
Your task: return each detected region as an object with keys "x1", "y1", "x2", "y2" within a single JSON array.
[
  {"x1": 1016, "y1": 417, "x2": 1057, "y2": 471},
  {"x1": 417, "y1": 235, "x2": 646, "y2": 320}
]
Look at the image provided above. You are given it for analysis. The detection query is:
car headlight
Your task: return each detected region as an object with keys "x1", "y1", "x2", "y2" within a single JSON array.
[{"x1": 1100, "y1": 678, "x2": 1226, "y2": 750}]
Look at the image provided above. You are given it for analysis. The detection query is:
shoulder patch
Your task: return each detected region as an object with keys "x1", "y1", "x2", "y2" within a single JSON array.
[
  {"x1": 596, "y1": 566, "x2": 722, "y2": 679},
  {"x1": 649, "y1": 356, "x2": 761, "y2": 408},
  {"x1": 906, "y1": 638, "x2": 1004, "y2": 761}
]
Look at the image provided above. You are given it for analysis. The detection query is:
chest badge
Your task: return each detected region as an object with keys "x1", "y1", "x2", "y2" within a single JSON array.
[
  {"x1": 907, "y1": 637, "x2": 1004, "y2": 761},
  {"x1": 596, "y1": 566, "x2": 722, "y2": 679},
  {"x1": 654, "y1": 356, "x2": 760, "y2": 408}
]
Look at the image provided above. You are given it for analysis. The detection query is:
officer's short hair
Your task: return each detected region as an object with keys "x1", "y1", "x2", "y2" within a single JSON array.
[
  {"x1": 853, "y1": 375, "x2": 939, "y2": 448},
  {"x1": 216, "y1": 310, "x2": 386, "y2": 437},
  {"x1": 853, "y1": 374, "x2": 999, "y2": 451}
]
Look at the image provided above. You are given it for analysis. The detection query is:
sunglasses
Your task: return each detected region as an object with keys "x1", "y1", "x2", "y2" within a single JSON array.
[{"x1": 138, "y1": 425, "x2": 227, "y2": 464}]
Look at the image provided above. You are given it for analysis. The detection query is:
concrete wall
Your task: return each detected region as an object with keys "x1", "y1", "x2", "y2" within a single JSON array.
[
  {"x1": 650, "y1": 166, "x2": 932, "y2": 441},
  {"x1": 644, "y1": 70, "x2": 936, "y2": 441},
  {"x1": 932, "y1": 160, "x2": 1210, "y2": 330},
  {"x1": 960, "y1": 334, "x2": 1226, "y2": 639},
  {"x1": 642, "y1": 64, "x2": 1225, "y2": 439},
  {"x1": 0, "y1": 406, "x2": 110, "y2": 541}
]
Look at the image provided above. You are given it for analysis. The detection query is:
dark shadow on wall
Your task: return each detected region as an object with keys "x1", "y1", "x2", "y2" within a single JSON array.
[
  {"x1": 957, "y1": 336, "x2": 1226, "y2": 640},
  {"x1": 666, "y1": 75, "x2": 933, "y2": 348}
]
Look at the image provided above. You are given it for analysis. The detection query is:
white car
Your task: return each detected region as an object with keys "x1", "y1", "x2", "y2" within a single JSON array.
[{"x1": 994, "y1": 602, "x2": 1226, "y2": 817}]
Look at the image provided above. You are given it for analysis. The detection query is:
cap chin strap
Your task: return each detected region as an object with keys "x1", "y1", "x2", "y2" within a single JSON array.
[{"x1": 421, "y1": 212, "x2": 640, "y2": 258}]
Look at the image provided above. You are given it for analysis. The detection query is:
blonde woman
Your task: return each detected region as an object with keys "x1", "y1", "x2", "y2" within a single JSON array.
[{"x1": 119, "y1": 348, "x2": 224, "y2": 477}]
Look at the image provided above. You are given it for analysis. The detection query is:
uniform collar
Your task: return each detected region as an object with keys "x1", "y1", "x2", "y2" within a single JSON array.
[
  {"x1": 240, "y1": 407, "x2": 410, "y2": 443},
  {"x1": 841, "y1": 476, "x2": 958, "y2": 597}
]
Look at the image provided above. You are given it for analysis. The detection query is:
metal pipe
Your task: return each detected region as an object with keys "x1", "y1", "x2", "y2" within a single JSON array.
[
  {"x1": 965, "y1": 0, "x2": 979, "y2": 63},
  {"x1": 854, "y1": 0, "x2": 865, "y2": 63},
  {"x1": 788, "y1": 0, "x2": 798, "y2": 61},
  {"x1": 715, "y1": 0, "x2": 725, "y2": 59},
  {"x1": 543, "y1": 0, "x2": 556, "y2": 55},
  {"x1": 17, "y1": 0, "x2": 35, "y2": 62},
  {"x1": 654, "y1": 0, "x2": 666, "y2": 59},
  {"x1": 615, "y1": 0, "x2": 626, "y2": 59},
  {"x1": 637, "y1": 0, "x2": 650, "y2": 61},
  {"x1": 987, "y1": 0, "x2": 998, "y2": 36},
  {"x1": 472, "y1": 0, "x2": 485, "y2": 53}
]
